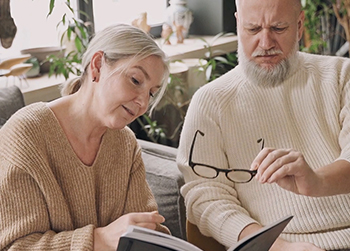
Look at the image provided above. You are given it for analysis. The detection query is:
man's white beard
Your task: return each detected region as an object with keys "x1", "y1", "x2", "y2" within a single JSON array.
[{"x1": 238, "y1": 40, "x2": 299, "y2": 87}]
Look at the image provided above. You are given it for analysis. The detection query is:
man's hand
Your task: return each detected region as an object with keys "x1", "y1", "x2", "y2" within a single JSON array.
[
  {"x1": 251, "y1": 147, "x2": 319, "y2": 196},
  {"x1": 271, "y1": 237, "x2": 324, "y2": 251},
  {"x1": 250, "y1": 146, "x2": 350, "y2": 196},
  {"x1": 240, "y1": 223, "x2": 324, "y2": 251}
]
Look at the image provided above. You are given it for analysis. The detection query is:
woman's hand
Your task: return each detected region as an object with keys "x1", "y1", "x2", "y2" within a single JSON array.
[
  {"x1": 93, "y1": 211, "x2": 165, "y2": 251},
  {"x1": 250, "y1": 147, "x2": 320, "y2": 196}
]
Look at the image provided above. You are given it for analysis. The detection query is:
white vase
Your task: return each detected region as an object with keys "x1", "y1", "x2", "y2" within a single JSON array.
[{"x1": 165, "y1": 0, "x2": 193, "y2": 39}]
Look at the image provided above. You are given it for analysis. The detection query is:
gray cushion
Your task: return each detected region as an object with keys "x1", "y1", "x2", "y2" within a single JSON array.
[
  {"x1": 138, "y1": 139, "x2": 186, "y2": 240},
  {"x1": 0, "y1": 85, "x2": 25, "y2": 128}
]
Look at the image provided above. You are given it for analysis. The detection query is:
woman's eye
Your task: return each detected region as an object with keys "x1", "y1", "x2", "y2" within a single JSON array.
[
  {"x1": 149, "y1": 92, "x2": 154, "y2": 98},
  {"x1": 132, "y1": 77, "x2": 140, "y2": 85}
]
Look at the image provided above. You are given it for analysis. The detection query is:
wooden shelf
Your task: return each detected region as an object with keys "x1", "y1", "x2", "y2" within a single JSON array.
[
  {"x1": 0, "y1": 35, "x2": 238, "y2": 105},
  {"x1": 157, "y1": 34, "x2": 238, "y2": 61}
]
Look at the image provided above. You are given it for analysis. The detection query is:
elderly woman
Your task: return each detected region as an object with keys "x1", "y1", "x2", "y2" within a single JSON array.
[{"x1": 0, "y1": 24, "x2": 169, "y2": 251}]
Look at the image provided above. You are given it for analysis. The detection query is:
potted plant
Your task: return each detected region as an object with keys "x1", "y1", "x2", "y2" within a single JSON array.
[{"x1": 45, "y1": 0, "x2": 91, "y2": 79}]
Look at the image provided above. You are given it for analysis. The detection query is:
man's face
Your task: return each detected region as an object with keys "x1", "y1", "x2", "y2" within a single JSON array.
[{"x1": 235, "y1": 0, "x2": 304, "y2": 70}]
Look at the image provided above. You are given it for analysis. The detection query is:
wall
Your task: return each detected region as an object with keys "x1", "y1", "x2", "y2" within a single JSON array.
[{"x1": 187, "y1": 0, "x2": 236, "y2": 36}]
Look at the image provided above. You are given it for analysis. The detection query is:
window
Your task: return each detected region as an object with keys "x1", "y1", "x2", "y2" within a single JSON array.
[
  {"x1": 92, "y1": 0, "x2": 167, "y2": 32},
  {"x1": 0, "y1": 0, "x2": 167, "y2": 57},
  {"x1": 0, "y1": 0, "x2": 76, "y2": 57}
]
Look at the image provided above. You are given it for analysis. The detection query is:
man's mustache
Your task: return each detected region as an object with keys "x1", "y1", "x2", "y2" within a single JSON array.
[{"x1": 252, "y1": 49, "x2": 283, "y2": 57}]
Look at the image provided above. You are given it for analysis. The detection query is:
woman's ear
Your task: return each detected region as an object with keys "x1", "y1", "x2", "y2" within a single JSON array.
[{"x1": 90, "y1": 51, "x2": 104, "y2": 82}]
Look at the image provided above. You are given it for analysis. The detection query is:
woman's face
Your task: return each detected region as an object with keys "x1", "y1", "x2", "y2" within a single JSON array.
[{"x1": 94, "y1": 55, "x2": 165, "y2": 130}]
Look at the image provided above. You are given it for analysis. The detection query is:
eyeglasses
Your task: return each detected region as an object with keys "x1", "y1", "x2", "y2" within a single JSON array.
[{"x1": 189, "y1": 130, "x2": 264, "y2": 183}]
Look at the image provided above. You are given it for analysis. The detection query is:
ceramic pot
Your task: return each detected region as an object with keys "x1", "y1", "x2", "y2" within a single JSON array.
[{"x1": 165, "y1": 0, "x2": 193, "y2": 39}]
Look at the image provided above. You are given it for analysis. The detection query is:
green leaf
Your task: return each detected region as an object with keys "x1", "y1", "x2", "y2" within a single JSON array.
[
  {"x1": 67, "y1": 26, "x2": 72, "y2": 40},
  {"x1": 210, "y1": 32, "x2": 225, "y2": 44},
  {"x1": 47, "y1": 0, "x2": 55, "y2": 17},
  {"x1": 74, "y1": 36, "x2": 83, "y2": 52},
  {"x1": 65, "y1": 1, "x2": 74, "y2": 13},
  {"x1": 205, "y1": 64, "x2": 213, "y2": 81},
  {"x1": 214, "y1": 56, "x2": 229, "y2": 63},
  {"x1": 62, "y1": 14, "x2": 66, "y2": 26}
]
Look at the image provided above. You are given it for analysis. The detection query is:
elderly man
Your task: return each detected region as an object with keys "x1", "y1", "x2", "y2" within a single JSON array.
[{"x1": 177, "y1": 0, "x2": 350, "y2": 250}]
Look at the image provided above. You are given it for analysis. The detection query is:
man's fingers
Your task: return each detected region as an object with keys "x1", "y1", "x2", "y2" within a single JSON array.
[
  {"x1": 252, "y1": 148, "x2": 289, "y2": 179},
  {"x1": 259, "y1": 154, "x2": 298, "y2": 182}
]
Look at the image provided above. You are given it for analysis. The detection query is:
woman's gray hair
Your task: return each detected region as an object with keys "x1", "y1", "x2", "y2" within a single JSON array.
[{"x1": 61, "y1": 23, "x2": 169, "y2": 112}]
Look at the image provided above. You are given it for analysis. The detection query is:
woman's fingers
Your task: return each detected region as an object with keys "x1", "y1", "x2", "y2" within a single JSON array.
[
  {"x1": 137, "y1": 222, "x2": 158, "y2": 230},
  {"x1": 129, "y1": 211, "x2": 165, "y2": 225}
]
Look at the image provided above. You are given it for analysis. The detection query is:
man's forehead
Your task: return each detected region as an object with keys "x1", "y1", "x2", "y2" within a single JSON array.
[
  {"x1": 237, "y1": 1, "x2": 297, "y2": 25},
  {"x1": 236, "y1": 0, "x2": 301, "y2": 19},
  {"x1": 236, "y1": 0, "x2": 301, "y2": 9}
]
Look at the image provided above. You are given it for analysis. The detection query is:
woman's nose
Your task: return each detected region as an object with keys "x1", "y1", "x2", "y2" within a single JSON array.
[{"x1": 135, "y1": 91, "x2": 149, "y2": 110}]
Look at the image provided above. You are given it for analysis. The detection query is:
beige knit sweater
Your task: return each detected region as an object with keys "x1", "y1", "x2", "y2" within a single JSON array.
[
  {"x1": 177, "y1": 52, "x2": 350, "y2": 250},
  {"x1": 0, "y1": 102, "x2": 168, "y2": 250}
]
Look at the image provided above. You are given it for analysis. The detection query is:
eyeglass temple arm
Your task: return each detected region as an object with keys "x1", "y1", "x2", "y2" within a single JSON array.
[
  {"x1": 189, "y1": 130, "x2": 205, "y2": 166},
  {"x1": 257, "y1": 138, "x2": 265, "y2": 150}
]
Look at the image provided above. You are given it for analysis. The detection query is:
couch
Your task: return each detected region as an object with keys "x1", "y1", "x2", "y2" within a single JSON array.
[
  {"x1": 0, "y1": 85, "x2": 225, "y2": 250},
  {"x1": 0, "y1": 85, "x2": 25, "y2": 128}
]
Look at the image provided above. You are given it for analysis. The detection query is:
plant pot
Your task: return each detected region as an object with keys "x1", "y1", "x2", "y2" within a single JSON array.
[{"x1": 20, "y1": 46, "x2": 66, "y2": 73}]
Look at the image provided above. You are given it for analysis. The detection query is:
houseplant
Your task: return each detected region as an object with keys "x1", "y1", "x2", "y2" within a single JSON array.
[
  {"x1": 332, "y1": 0, "x2": 350, "y2": 56},
  {"x1": 45, "y1": 0, "x2": 90, "y2": 79}
]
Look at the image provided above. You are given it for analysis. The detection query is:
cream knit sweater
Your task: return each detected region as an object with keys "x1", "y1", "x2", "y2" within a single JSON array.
[
  {"x1": 177, "y1": 52, "x2": 350, "y2": 250},
  {"x1": 0, "y1": 102, "x2": 168, "y2": 250}
]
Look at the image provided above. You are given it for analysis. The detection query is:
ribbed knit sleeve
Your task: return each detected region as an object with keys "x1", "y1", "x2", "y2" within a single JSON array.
[
  {"x1": 177, "y1": 52, "x2": 350, "y2": 250},
  {"x1": 121, "y1": 133, "x2": 170, "y2": 234},
  {"x1": 0, "y1": 102, "x2": 168, "y2": 250}
]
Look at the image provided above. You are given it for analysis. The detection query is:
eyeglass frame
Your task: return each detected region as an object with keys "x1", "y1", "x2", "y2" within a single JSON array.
[{"x1": 189, "y1": 130, "x2": 263, "y2": 183}]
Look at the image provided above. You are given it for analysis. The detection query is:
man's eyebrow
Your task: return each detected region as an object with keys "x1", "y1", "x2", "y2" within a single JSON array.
[
  {"x1": 243, "y1": 22, "x2": 260, "y2": 27},
  {"x1": 134, "y1": 65, "x2": 150, "y2": 80},
  {"x1": 273, "y1": 22, "x2": 289, "y2": 27},
  {"x1": 243, "y1": 22, "x2": 289, "y2": 27}
]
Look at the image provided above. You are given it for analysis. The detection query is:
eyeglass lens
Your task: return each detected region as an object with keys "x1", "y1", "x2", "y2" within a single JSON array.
[{"x1": 190, "y1": 130, "x2": 264, "y2": 183}]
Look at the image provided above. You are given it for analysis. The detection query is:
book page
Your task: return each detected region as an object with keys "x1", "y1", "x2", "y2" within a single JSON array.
[{"x1": 120, "y1": 226, "x2": 203, "y2": 251}]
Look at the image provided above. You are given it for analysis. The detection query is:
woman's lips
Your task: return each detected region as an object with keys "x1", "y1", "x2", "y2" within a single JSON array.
[{"x1": 122, "y1": 105, "x2": 135, "y2": 116}]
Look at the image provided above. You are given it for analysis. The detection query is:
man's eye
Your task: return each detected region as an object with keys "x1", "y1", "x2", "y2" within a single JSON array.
[
  {"x1": 247, "y1": 27, "x2": 261, "y2": 34},
  {"x1": 272, "y1": 27, "x2": 287, "y2": 33},
  {"x1": 149, "y1": 92, "x2": 154, "y2": 98}
]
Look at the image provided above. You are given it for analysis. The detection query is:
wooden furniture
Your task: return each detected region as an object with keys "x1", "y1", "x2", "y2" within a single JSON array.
[
  {"x1": 187, "y1": 220, "x2": 226, "y2": 251},
  {"x1": 157, "y1": 34, "x2": 238, "y2": 61},
  {"x1": 0, "y1": 35, "x2": 238, "y2": 105},
  {"x1": 0, "y1": 54, "x2": 31, "y2": 69}
]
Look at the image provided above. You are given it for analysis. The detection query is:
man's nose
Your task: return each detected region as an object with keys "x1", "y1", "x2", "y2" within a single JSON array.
[{"x1": 258, "y1": 29, "x2": 275, "y2": 51}]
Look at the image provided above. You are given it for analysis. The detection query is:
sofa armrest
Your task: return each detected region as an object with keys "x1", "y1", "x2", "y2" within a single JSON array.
[
  {"x1": 0, "y1": 85, "x2": 25, "y2": 128},
  {"x1": 138, "y1": 139, "x2": 186, "y2": 240}
]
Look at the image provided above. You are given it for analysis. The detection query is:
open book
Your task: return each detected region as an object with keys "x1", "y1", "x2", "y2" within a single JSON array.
[{"x1": 116, "y1": 215, "x2": 293, "y2": 251}]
